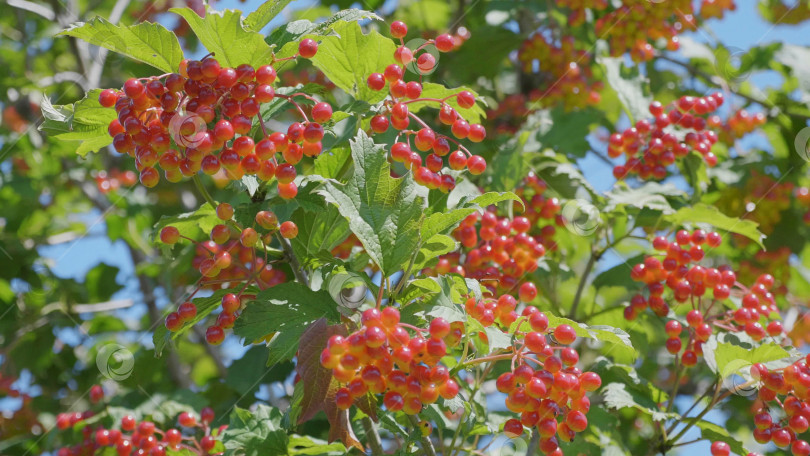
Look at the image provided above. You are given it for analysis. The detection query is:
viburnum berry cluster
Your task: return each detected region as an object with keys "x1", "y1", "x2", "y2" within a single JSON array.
[
  {"x1": 517, "y1": 34, "x2": 602, "y2": 109},
  {"x1": 55, "y1": 397, "x2": 223, "y2": 456},
  {"x1": 320, "y1": 310, "x2": 461, "y2": 414},
  {"x1": 627, "y1": 229, "x2": 782, "y2": 366},
  {"x1": 558, "y1": 0, "x2": 735, "y2": 61},
  {"x1": 740, "y1": 355, "x2": 810, "y2": 455},
  {"x1": 610, "y1": 93, "x2": 725, "y2": 181},
  {"x1": 427, "y1": 174, "x2": 560, "y2": 295},
  {"x1": 494, "y1": 312, "x2": 601, "y2": 454},
  {"x1": 365, "y1": 20, "x2": 487, "y2": 191},
  {"x1": 709, "y1": 108, "x2": 766, "y2": 143},
  {"x1": 100, "y1": 39, "x2": 330, "y2": 198},
  {"x1": 160, "y1": 203, "x2": 295, "y2": 344}
]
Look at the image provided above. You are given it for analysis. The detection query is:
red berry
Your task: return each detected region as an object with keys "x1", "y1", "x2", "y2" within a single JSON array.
[
  {"x1": 298, "y1": 39, "x2": 318, "y2": 58},
  {"x1": 553, "y1": 324, "x2": 576, "y2": 345},
  {"x1": 390, "y1": 21, "x2": 408, "y2": 38}
]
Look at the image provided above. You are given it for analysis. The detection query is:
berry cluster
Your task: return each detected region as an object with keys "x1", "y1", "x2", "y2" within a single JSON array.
[
  {"x1": 55, "y1": 402, "x2": 223, "y2": 456},
  {"x1": 743, "y1": 355, "x2": 810, "y2": 454},
  {"x1": 427, "y1": 175, "x2": 560, "y2": 295},
  {"x1": 708, "y1": 109, "x2": 766, "y2": 143},
  {"x1": 558, "y1": 0, "x2": 734, "y2": 62},
  {"x1": 517, "y1": 34, "x2": 602, "y2": 109},
  {"x1": 365, "y1": 20, "x2": 487, "y2": 191},
  {"x1": 161, "y1": 204, "x2": 295, "y2": 344},
  {"x1": 627, "y1": 230, "x2": 783, "y2": 367},
  {"x1": 320, "y1": 310, "x2": 461, "y2": 415},
  {"x1": 496, "y1": 311, "x2": 601, "y2": 455},
  {"x1": 610, "y1": 94, "x2": 725, "y2": 181},
  {"x1": 738, "y1": 246, "x2": 790, "y2": 296},
  {"x1": 100, "y1": 41, "x2": 329, "y2": 198}
]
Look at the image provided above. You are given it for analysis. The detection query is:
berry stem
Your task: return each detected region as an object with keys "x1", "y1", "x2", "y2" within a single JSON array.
[
  {"x1": 407, "y1": 414, "x2": 437, "y2": 456},
  {"x1": 361, "y1": 416, "x2": 383, "y2": 456},
  {"x1": 568, "y1": 248, "x2": 598, "y2": 319},
  {"x1": 192, "y1": 175, "x2": 217, "y2": 210},
  {"x1": 274, "y1": 232, "x2": 308, "y2": 284}
]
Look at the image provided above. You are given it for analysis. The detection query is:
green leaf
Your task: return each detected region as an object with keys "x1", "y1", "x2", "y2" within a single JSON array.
[
  {"x1": 407, "y1": 83, "x2": 487, "y2": 124},
  {"x1": 533, "y1": 108, "x2": 602, "y2": 159},
  {"x1": 318, "y1": 131, "x2": 425, "y2": 275},
  {"x1": 598, "y1": 56, "x2": 652, "y2": 123},
  {"x1": 663, "y1": 203, "x2": 765, "y2": 248},
  {"x1": 604, "y1": 182, "x2": 686, "y2": 214},
  {"x1": 289, "y1": 205, "x2": 350, "y2": 269},
  {"x1": 269, "y1": 9, "x2": 382, "y2": 60},
  {"x1": 313, "y1": 146, "x2": 351, "y2": 179},
  {"x1": 288, "y1": 436, "x2": 346, "y2": 455},
  {"x1": 222, "y1": 405, "x2": 289, "y2": 456},
  {"x1": 601, "y1": 383, "x2": 677, "y2": 422},
  {"x1": 233, "y1": 283, "x2": 341, "y2": 366},
  {"x1": 40, "y1": 90, "x2": 117, "y2": 156},
  {"x1": 694, "y1": 420, "x2": 747, "y2": 456},
  {"x1": 245, "y1": 0, "x2": 293, "y2": 32},
  {"x1": 703, "y1": 337, "x2": 791, "y2": 379},
  {"x1": 489, "y1": 131, "x2": 530, "y2": 192},
  {"x1": 301, "y1": 20, "x2": 397, "y2": 103},
  {"x1": 412, "y1": 234, "x2": 457, "y2": 271},
  {"x1": 151, "y1": 203, "x2": 219, "y2": 244},
  {"x1": 171, "y1": 8, "x2": 273, "y2": 69},
  {"x1": 58, "y1": 17, "x2": 184, "y2": 72}
]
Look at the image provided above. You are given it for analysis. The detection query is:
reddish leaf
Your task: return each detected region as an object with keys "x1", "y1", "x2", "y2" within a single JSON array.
[
  {"x1": 295, "y1": 318, "x2": 362, "y2": 450},
  {"x1": 354, "y1": 393, "x2": 378, "y2": 422}
]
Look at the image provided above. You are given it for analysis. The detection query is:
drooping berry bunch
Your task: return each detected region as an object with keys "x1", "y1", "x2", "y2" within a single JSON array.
[
  {"x1": 320, "y1": 310, "x2": 461, "y2": 415},
  {"x1": 55, "y1": 401, "x2": 223, "y2": 456},
  {"x1": 161, "y1": 203, "x2": 295, "y2": 344},
  {"x1": 738, "y1": 246, "x2": 791, "y2": 296},
  {"x1": 100, "y1": 40, "x2": 330, "y2": 199},
  {"x1": 557, "y1": 0, "x2": 735, "y2": 62},
  {"x1": 427, "y1": 175, "x2": 560, "y2": 295},
  {"x1": 517, "y1": 34, "x2": 602, "y2": 109},
  {"x1": 708, "y1": 109, "x2": 766, "y2": 144},
  {"x1": 610, "y1": 94, "x2": 725, "y2": 181},
  {"x1": 741, "y1": 355, "x2": 810, "y2": 454},
  {"x1": 365, "y1": 20, "x2": 487, "y2": 191},
  {"x1": 463, "y1": 283, "x2": 538, "y2": 329},
  {"x1": 495, "y1": 310, "x2": 601, "y2": 455},
  {"x1": 627, "y1": 229, "x2": 783, "y2": 367}
]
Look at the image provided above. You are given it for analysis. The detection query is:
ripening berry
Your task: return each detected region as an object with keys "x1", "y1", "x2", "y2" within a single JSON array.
[
  {"x1": 178, "y1": 412, "x2": 197, "y2": 427},
  {"x1": 519, "y1": 282, "x2": 537, "y2": 302},
  {"x1": 160, "y1": 226, "x2": 180, "y2": 244},
  {"x1": 416, "y1": 53, "x2": 436, "y2": 73},
  {"x1": 390, "y1": 21, "x2": 408, "y2": 38},
  {"x1": 216, "y1": 203, "x2": 234, "y2": 220},
  {"x1": 467, "y1": 155, "x2": 486, "y2": 175},
  {"x1": 468, "y1": 124, "x2": 486, "y2": 142},
  {"x1": 311, "y1": 102, "x2": 333, "y2": 123},
  {"x1": 457, "y1": 91, "x2": 475, "y2": 108},
  {"x1": 554, "y1": 324, "x2": 576, "y2": 345},
  {"x1": 504, "y1": 419, "x2": 523, "y2": 438},
  {"x1": 280, "y1": 221, "x2": 298, "y2": 239},
  {"x1": 206, "y1": 325, "x2": 225, "y2": 345},
  {"x1": 298, "y1": 39, "x2": 318, "y2": 58},
  {"x1": 90, "y1": 385, "x2": 104, "y2": 403},
  {"x1": 99, "y1": 89, "x2": 118, "y2": 107},
  {"x1": 178, "y1": 302, "x2": 197, "y2": 320},
  {"x1": 367, "y1": 73, "x2": 385, "y2": 91},
  {"x1": 165, "y1": 312, "x2": 182, "y2": 331},
  {"x1": 429, "y1": 318, "x2": 451, "y2": 339},
  {"x1": 435, "y1": 34, "x2": 454, "y2": 52}
]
